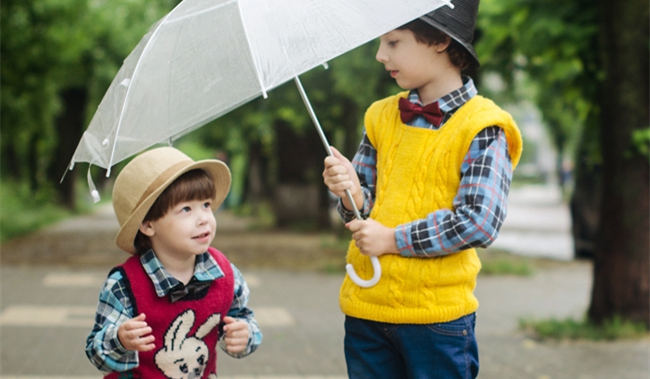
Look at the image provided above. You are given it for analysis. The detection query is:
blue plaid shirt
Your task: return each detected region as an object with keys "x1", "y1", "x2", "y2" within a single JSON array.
[
  {"x1": 86, "y1": 249, "x2": 262, "y2": 373},
  {"x1": 338, "y1": 77, "x2": 513, "y2": 256}
]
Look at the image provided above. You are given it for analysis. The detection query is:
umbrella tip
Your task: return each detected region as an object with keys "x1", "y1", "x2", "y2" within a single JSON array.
[{"x1": 91, "y1": 190, "x2": 101, "y2": 203}]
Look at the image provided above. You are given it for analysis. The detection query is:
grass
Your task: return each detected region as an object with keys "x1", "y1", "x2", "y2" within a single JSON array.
[
  {"x1": 232, "y1": 201, "x2": 276, "y2": 230},
  {"x1": 0, "y1": 181, "x2": 73, "y2": 243},
  {"x1": 478, "y1": 249, "x2": 535, "y2": 276},
  {"x1": 316, "y1": 239, "x2": 536, "y2": 277},
  {"x1": 519, "y1": 315, "x2": 649, "y2": 341}
]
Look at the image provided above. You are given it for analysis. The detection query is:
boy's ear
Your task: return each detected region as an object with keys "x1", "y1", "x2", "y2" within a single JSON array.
[
  {"x1": 139, "y1": 221, "x2": 155, "y2": 237},
  {"x1": 435, "y1": 35, "x2": 452, "y2": 53}
]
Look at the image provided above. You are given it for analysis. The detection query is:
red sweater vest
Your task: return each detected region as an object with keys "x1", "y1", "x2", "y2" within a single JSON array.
[{"x1": 106, "y1": 247, "x2": 234, "y2": 379}]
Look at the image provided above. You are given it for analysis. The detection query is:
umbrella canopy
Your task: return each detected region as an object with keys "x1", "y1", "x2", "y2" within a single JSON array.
[
  {"x1": 69, "y1": 0, "x2": 454, "y2": 174},
  {"x1": 69, "y1": 0, "x2": 455, "y2": 288}
]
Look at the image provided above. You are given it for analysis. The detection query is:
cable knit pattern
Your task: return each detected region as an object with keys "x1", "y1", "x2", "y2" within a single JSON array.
[{"x1": 340, "y1": 92, "x2": 523, "y2": 324}]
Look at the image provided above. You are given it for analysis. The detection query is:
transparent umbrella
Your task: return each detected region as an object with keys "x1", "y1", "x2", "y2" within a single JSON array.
[{"x1": 68, "y1": 0, "x2": 454, "y2": 287}]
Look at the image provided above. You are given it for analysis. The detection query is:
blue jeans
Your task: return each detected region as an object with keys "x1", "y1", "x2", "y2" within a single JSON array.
[{"x1": 344, "y1": 314, "x2": 479, "y2": 379}]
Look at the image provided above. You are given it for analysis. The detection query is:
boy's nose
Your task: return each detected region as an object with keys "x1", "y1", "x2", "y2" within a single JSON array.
[
  {"x1": 197, "y1": 212, "x2": 210, "y2": 225},
  {"x1": 375, "y1": 48, "x2": 386, "y2": 63},
  {"x1": 375, "y1": 46, "x2": 388, "y2": 64}
]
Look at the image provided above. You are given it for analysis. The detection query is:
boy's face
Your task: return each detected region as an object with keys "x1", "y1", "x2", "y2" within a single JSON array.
[
  {"x1": 376, "y1": 29, "x2": 448, "y2": 92},
  {"x1": 139, "y1": 198, "x2": 216, "y2": 259}
]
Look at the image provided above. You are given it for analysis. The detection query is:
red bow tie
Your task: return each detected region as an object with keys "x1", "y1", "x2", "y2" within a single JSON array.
[{"x1": 398, "y1": 97, "x2": 443, "y2": 127}]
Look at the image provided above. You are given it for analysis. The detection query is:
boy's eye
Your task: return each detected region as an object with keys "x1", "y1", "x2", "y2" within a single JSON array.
[
  {"x1": 203, "y1": 201, "x2": 212, "y2": 209},
  {"x1": 388, "y1": 40, "x2": 398, "y2": 47},
  {"x1": 181, "y1": 206, "x2": 192, "y2": 212}
]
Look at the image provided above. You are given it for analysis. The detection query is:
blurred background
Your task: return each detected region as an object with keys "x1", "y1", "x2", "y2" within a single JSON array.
[{"x1": 0, "y1": 0, "x2": 648, "y2": 378}]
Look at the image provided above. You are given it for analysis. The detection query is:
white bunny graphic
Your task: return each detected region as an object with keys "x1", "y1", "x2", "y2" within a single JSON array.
[{"x1": 154, "y1": 309, "x2": 220, "y2": 379}]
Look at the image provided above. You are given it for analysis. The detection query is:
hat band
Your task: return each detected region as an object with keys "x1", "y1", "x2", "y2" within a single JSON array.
[{"x1": 133, "y1": 160, "x2": 192, "y2": 211}]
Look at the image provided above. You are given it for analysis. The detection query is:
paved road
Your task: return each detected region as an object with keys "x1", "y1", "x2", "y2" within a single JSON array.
[{"x1": 1, "y1": 185, "x2": 648, "y2": 379}]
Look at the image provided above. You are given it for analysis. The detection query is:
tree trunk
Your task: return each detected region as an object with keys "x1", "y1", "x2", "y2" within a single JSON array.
[
  {"x1": 48, "y1": 88, "x2": 87, "y2": 209},
  {"x1": 273, "y1": 120, "x2": 326, "y2": 227},
  {"x1": 588, "y1": 0, "x2": 650, "y2": 327}
]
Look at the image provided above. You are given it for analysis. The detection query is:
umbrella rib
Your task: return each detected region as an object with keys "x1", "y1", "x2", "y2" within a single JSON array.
[
  {"x1": 106, "y1": 9, "x2": 179, "y2": 176},
  {"x1": 163, "y1": 0, "x2": 237, "y2": 24},
  {"x1": 234, "y1": 0, "x2": 268, "y2": 98}
]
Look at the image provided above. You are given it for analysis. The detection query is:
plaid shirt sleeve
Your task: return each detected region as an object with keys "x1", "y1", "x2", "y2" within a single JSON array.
[
  {"x1": 218, "y1": 263, "x2": 263, "y2": 358},
  {"x1": 340, "y1": 127, "x2": 512, "y2": 256},
  {"x1": 396, "y1": 126, "x2": 512, "y2": 256},
  {"x1": 337, "y1": 132, "x2": 376, "y2": 221},
  {"x1": 85, "y1": 270, "x2": 138, "y2": 373}
]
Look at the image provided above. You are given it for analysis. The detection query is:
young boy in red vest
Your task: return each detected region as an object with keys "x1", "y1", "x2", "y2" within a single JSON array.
[
  {"x1": 86, "y1": 147, "x2": 262, "y2": 379},
  {"x1": 323, "y1": 1, "x2": 523, "y2": 378}
]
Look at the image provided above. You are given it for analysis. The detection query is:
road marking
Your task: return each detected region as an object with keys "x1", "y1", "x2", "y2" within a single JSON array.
[
  {"x1": 42, "y1": 273, "x2": 104, "y2": 287},
  {"x1": 0, "y1": 376, "x2": 346, "y2": 379},
  {"x1": 243, "y1": 273, "x2": 260, "y2": 288},
  {"x1": 0, "y1": 306, "x2": 292, "y2": 327},
  {"x1": 0, "y1": 306, "x2": 94, "y2": 327},
  {"x1": 40, "y1": 273, "x2": 261, "y2": 288},
  {"x1": 253, "y1": 306, "x2": 295, "y2": 326}
]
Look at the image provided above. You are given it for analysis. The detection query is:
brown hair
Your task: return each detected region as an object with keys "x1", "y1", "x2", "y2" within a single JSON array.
[
  {"x1": 134, "y1": 169, "x2": 217, "y2": 253},
  {"x1": 398, "y1": 19, "x2": 472, "y2": 71}
]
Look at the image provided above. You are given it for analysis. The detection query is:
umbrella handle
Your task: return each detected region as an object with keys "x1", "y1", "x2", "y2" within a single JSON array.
[
  {"x1": 346, "y1": 257, "x2": 381, "y2": 288},
  {"x1": 293, "y1": 76, "x2": 381, "y2": 288}
]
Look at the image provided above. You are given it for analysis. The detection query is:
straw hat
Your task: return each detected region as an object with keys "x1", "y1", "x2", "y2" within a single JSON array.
[
  {"x1": 420, "y1": 0, "x2": 480, "y2": 66},
  {"x1": 112, "y1": 147, "x2": 231, "y2": 254}
]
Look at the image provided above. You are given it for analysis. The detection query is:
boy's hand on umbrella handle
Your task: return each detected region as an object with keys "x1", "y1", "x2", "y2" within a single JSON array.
[
  {"x1": 222, "y1": 316, "x2": 249, "y2": 354},
  {"x1": 346, "y1": 218, "x2": 399, "y2": 257},
  {"x1": 117, "y1": 313, "x2": 156, "y2": 352},
  {"x1": 323, "y1": 146, "x2": 363, "y2": 210}
]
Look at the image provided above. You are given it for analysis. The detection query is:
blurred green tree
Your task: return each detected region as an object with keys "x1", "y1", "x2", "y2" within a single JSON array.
[
  {"x1": 1, "y1": 0, "x2": 170, "y2": 207},
  {"x1": 188, "y1": 41, "x2": 398, "y2": 224},
  {"x1": 477, "y1": 0, "x2": 649, "y2": 327}
]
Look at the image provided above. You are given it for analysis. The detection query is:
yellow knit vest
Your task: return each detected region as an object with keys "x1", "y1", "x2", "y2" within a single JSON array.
[{"x1": 339, "y1": 93, "x2": 523, "y2": 324}]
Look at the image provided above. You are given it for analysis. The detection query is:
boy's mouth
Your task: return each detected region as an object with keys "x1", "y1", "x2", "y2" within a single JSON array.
[
  {"x1": 193, "y1": 231, "x2": 210, "y2": 240},
  {"x1": 389, "y1": 70, "x2": 399, "y2": 78}
]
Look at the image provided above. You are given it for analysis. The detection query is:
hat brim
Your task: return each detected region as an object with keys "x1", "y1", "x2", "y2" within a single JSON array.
[{"x1": 115, "y1": 159, "x2": 231, "y2": 254}]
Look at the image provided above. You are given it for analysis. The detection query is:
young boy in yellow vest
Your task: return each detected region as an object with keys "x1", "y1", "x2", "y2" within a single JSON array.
[
  {"x1": 86, "y1": 147, "x2": 262, "y2": 379},
  {"x1": 322, "y1": 1, "x2": 522, "y2": 378}
]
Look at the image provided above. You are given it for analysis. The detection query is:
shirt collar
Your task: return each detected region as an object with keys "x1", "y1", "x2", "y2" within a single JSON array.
[
  {"x1": 407, "y1": 76, "x2": 477, "y2": 113},
  {"x1": 140, "y1": 249, "x2": 225, "y2": 298}
]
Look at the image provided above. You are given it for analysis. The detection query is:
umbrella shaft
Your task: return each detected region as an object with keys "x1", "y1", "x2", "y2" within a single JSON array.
[{"x1": 293, "y1": 76, "x2": 362, "y2": 220}]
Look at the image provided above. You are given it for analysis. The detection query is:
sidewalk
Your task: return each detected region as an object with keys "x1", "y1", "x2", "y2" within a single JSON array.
[{"x1": 1, "y1": 185, "x2": 648, "y2": 379}]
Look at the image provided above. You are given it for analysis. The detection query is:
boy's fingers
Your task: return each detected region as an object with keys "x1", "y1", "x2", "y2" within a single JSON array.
[
  {"x1": 135, "y1": 334, "x2": 155, "y2": 345},
  {"x1": 226, "y1": 325, "x2": 247, "y2": 336},
  {"x1": 135, "y1": 335, "x2": 156, "y2": 352},
  {"x1": 135, "y1": 326, "x2": 153, "y2": 337},
  {"x1": 225, "y1": 335, "x2": 247, "y2": 346},
  {"x1": 346, "y1": 220, "x2": 362, "y2": 232},
  {"x1": 123, "y1": 322, "x2": 149, "y2": 334},
  {"x1": 222, "y1": 316, "x2": 238, "y2": 331},
  {"x1": 324, "y1": 156, "x2": 340, "y2": 168}
]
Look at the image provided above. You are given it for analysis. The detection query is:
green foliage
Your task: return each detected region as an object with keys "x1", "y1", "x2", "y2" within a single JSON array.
[
  {"x1": 630, "y1": 128, "x2": 650, "y2": 157},
  {"x1": 1, "y1": 0, "x2": 89, "y2": 183},
  {"x1": 478, "y1": 249, "x2": 534, "y2": 276},
  {"x1": 477, "y1": 0, "x2": 601, "y2": 166},
  {"x1": 1, "y1": 0, "x2": 170, "y2": 189},
  {"x1": 186, "y1": 41, "x2": 396, "y2": 206},
  {"x1": 0, "y1": 180, "x2": 71, "y2": 243},
  {"x1": 520, "y1": 315, "x2": 649, "y2": 341}
]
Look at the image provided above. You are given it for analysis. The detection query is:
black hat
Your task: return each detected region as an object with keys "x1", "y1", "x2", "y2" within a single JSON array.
[{"x1": 420, "y1": 0, "x2": 480, "y2": 66}]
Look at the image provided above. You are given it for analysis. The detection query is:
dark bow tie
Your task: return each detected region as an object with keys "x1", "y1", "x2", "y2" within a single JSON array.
[
  {"x1": 169, "y1": 281, "x2": 211, "y2": 303},
  {"x1": 398, "y1": 97, "x2": 443, "y2": 127}
]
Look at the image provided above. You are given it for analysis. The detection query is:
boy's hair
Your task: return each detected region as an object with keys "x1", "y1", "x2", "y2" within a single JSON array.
[
  {"x1": 398, "y1": 19, "x2": 472, "y2": 71},
  {"x1": 134, "y1": 169, "x2": 216, "y2": 253}
]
